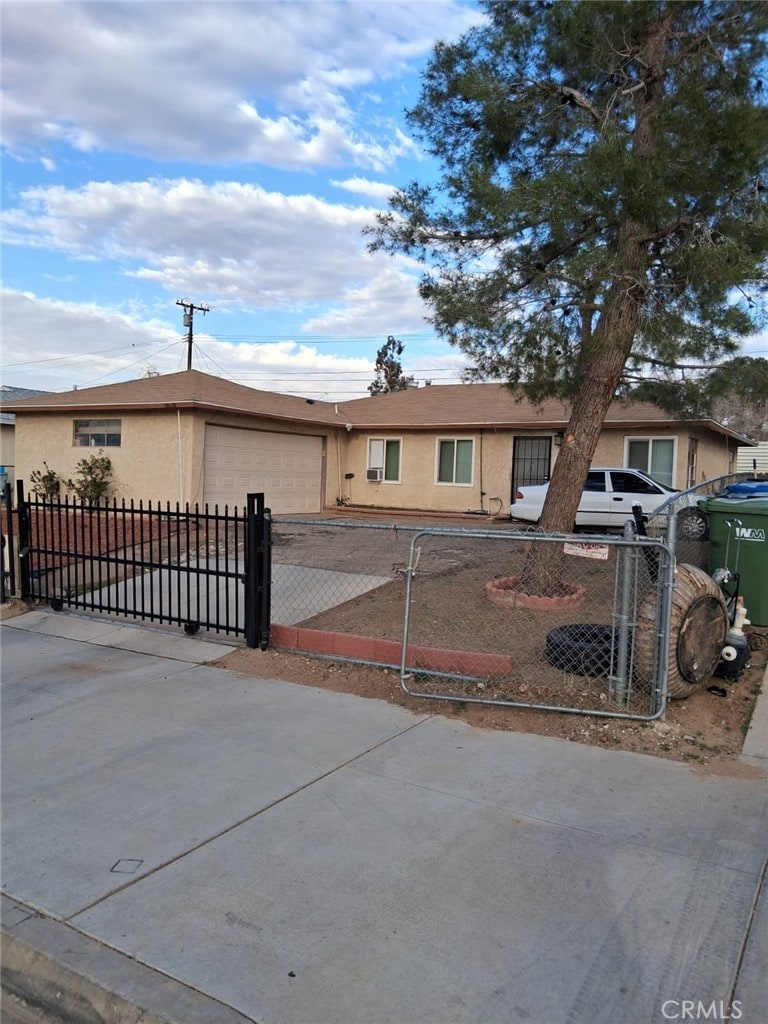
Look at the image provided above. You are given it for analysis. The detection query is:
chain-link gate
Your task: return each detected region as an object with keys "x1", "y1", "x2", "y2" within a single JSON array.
[
  {"x1": 269, "y1": 518, "x2": 674, "y2": 721},
  {"x1": 399, "y1": 527, "x2": 673, "y2": 719}
]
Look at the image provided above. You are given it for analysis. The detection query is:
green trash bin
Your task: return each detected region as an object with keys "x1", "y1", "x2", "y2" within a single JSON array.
[{"x1": 703, "y1": 495, "x2": 768, "y2": 626}]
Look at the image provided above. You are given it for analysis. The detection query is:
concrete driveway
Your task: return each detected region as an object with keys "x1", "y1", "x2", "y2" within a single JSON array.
[
  {"x1": 88, "y1": 558, "x2": 392, "y2": 630},
  {"x1": 1, "y1": 610, "x2": 767, "y2": 1024}
]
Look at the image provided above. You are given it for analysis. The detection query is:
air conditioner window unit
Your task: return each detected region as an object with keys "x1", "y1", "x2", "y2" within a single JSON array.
[{"x1": 366, "y1": 468, "x2": 383, "y2": 482}]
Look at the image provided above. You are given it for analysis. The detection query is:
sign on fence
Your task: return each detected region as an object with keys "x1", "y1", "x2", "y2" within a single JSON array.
[{"x1": 563, "y1": 541, "x2": 610, "y2": 560}]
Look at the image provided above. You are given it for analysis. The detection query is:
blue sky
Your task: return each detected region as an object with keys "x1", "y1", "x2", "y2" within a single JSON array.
[{"x1": 1, "y1": 0, "x2": 484, "y2": 399}]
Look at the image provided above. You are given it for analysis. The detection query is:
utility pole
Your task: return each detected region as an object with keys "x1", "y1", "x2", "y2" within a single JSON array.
[{"x1": 176, "y1": 299, "x2": 210, "y2": 371}]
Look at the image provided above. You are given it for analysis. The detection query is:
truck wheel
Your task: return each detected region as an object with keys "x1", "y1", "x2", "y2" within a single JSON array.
[{"x1": 635, "y1": 563, "x2": 727, "y2": 699}]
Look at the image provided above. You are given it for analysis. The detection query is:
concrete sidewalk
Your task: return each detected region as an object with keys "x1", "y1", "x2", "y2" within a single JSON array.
[{"x1": 2, "y1": 610, "x2": 767, "y2": 1024}]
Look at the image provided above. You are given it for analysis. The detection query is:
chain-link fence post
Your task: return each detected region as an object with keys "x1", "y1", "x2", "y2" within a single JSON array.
[
  {"x1": 654, "y1": 511, "x2": 677, "y2": 715},
  {"x1": 609, "y1": 519, "x2": 635, "y2": 705}
]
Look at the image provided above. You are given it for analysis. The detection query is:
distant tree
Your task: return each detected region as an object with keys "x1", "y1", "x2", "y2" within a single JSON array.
[
  {"x1": 709, "y1": 357, "x2": 768, "y2": 440},
  {"x1": 630, "y1": 356, "x2": 768, "y2": 439},
  {"x1": 368, "y1": 336, "x2": 415, "y2": 395},
  {"x1": 369, "y1": 1, "x2": 768, "y2": 589},
  {"x1": 713, "y1": 395, "x2": 768, "y2": 442}
]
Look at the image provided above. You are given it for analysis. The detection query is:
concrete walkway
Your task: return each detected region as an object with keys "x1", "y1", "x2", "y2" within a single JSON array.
[{"x1": 2, "y1": 610, "x2": 767, "y2": 1024}]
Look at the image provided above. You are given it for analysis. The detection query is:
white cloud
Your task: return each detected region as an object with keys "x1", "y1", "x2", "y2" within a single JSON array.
[
  {"x1": 742, "y1": 328, "x2": 768, "y2": 358},
  {"x1": 0, "y1": 289, "x2": 181, "y2": 390},
  {"x1": 0, "y1": 2, "x2": 482, "y2": 400},
  {"x1": 331, "y1": 177, "x2": 397, "y2": 201},
  {"x1": 2, "y1": 177, "x2": 427, "y2": 325},
  {"x1": 303, "y1": 265, "x2": 428, "y2": 336},
  {"x1": 1, "y1": 1, "x2": 479, "y2": 170}
]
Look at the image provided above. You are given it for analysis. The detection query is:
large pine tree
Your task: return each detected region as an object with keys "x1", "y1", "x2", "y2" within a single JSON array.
[{"x1": 371, "y1": 0, "x2": 768, "y2": 564}]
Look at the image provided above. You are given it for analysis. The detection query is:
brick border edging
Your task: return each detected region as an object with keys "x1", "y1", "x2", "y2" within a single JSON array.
[{"x1": 270, "y1": 624, "x2": 513, "y2": 676}]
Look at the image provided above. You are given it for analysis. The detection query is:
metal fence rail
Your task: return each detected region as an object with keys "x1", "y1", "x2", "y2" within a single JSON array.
[
  {"x1": 7, "y1": 480, "x2": 748, "y2": 720},
  {"x1": 646, "y1": 472, "x2": 758, "y2": 567},
  {"x1": 270, "y1": 517, "x2": 673, "y2": 721}
]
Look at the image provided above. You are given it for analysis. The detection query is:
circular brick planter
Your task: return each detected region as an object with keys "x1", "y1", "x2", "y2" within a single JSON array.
[{"x1": 485, "y1": 575, "x2": 587, "y2": 611}]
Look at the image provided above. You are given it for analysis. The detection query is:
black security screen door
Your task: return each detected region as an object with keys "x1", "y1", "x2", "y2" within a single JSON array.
[{"x1": 512, "y1": 437, "x2": 552, "y2": 502}]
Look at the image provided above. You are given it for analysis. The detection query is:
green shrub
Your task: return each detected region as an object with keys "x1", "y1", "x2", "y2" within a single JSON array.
[
  {"x1": 66, "y1": 452, "x2": 114, "y2": 505},
  {"x1": 29, "y1": 462, "x2": 61, "y2": 500}
]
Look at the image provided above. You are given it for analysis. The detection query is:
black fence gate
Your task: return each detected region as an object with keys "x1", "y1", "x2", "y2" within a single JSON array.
[{"x1": 3, "y1": 484, "x2": 271, "y2": 649}]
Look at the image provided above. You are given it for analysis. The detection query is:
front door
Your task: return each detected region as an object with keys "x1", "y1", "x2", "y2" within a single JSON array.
[{"x1": 512, "y1": 437, "x2": 552, "y2": 504}]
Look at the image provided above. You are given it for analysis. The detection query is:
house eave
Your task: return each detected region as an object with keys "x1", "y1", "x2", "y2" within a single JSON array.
[{"x1": 7, "y1": 399, "x2": 341, "y2": 430}]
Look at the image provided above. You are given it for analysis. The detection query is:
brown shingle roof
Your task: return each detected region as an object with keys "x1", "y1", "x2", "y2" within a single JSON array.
[
  {"x1": 3, "y1": 372, "x2": 750, "y2": 443},
  {"x1": 2, "y1": 370, "x2": 343, "y2": 427},
  {"x1": 335, "y1": 383, "x2": 751, "y2": 443},
  {"x1": 339, "y1": 383, "x2": 670, "y2": 429}
]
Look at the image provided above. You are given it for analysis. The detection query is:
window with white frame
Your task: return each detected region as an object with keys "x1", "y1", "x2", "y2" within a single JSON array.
[
  {"x1": 626, "y1": 437, "x2": 675, "y2": 486},
  {"x1": 74, "y1": 419, "x2": 122, "y2": 447},
  {"x1": 437, "y1": 438, "x2": 473, "y2": 485},
  {"x1": 367, "y1": 438, "x2": 401, "y2": 482}
]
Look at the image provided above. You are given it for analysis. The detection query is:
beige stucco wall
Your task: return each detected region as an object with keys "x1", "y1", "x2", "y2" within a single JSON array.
[
  {"x1": 593, "y1": 428, "x2": 737, "y2": 489},
  {"x1": 341, "y1": 426, "x2": 740, "y2": 514},
  {"x1": 691, "y1": 430, "x2": 739, "y2": 484},
  {"x1": 342, "y1": 429, "x2": 513, "y2": 514},
  {"x1": 14, "y1": 408, "x2": 740, "y2": 513},
  {"x1": 14, "y1": 411, "x2": 191, "y2": 503},
  {"x1": 14, "y1": 409, "x2": 338, "y2": 508}
]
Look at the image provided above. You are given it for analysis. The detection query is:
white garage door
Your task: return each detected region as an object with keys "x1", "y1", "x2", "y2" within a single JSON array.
[{"x1": 204, "y1": 425, "x2": 323, "y2": 513}]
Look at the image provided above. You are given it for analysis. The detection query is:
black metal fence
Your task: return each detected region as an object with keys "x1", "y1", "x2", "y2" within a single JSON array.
[{"x1": 3, "y1": 484, "x2": 271, "y2": 648}]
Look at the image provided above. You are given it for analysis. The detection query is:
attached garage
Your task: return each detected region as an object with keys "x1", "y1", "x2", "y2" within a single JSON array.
[{"x1": 204, "y1": 424, "x2": 324, "y2": 513}]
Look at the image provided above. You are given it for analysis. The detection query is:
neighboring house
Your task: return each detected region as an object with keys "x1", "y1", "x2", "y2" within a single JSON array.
[
  {"x1": 0, "y1": 385, "x2": 50, "y2": 493},
  {"x1": 737, "y1": 441, "x2": 768, "y2": 475},
  {"x1": 5, "y1": 370, "x2": 754, "y2": 515}
]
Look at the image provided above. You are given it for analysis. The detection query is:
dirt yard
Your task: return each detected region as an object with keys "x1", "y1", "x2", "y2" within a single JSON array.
[{"x1": 3, "y1": 590, "x2": 762, "y2": 775}]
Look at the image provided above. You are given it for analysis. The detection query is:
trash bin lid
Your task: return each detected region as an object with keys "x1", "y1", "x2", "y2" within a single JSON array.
[
  {"x1": 722, "y1": 479, "x2": 768, "y2": 497},
  {"x1": 702, "y1": 495, "x2": 768, "y2": 514}
]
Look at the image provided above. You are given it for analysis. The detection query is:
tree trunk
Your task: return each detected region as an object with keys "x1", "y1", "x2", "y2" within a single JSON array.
[{"x1": 519, "y1": 271, "x2": 644, "y2": 594}]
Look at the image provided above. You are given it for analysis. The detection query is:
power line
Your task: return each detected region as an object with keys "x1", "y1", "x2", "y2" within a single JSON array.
[
  {"x1": 2, "y1": 342, "x2": 156, "y2": 368},
  {"x1": 206, "y1": 333, "x2": 437, "y2": 344},
  {"x1": 78, "y1": 340, "x2": 182, "y2": 388}
]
